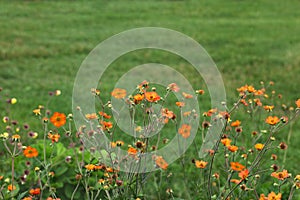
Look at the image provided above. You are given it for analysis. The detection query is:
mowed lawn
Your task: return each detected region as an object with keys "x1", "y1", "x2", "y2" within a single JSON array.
[{"x1": 1, "y1": 0, "x2": 300, "y2": 198}]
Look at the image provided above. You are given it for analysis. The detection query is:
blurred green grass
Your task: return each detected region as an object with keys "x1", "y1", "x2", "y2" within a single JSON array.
[{"x1": 1, "y1": 0, "x2": 300, "y2": 198}]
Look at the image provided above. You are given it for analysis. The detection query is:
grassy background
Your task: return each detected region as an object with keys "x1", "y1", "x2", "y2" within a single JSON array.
[{"x1": 1, "y1": 0, "x2": 300, "y2": 198}]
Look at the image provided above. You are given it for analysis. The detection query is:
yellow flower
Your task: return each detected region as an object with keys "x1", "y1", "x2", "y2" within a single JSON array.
[
  {"x1": 221, "y1": 138, "x2": 231, "y2": 147},
  {"x1": 255, "y1": 143, "x2": 264, "y2": 151},
  {"x1": 33, "y1": 109, "x2": 41, "y2": 115},
  {"x1": 85, "y1": 164, "x2": 96, "y2": 171},
  {"x1": 12, "y1": 134, "x2": 21, "y2": 142},
  {"x1": 3, "y1": 117, "x2": 9, "y2": 123},
  {"x1": 263, "y1": 105, "x2": 274, "y2": 112},
  {"x1": 55, "y1": 90, "x2": 61, "y2": 96},
  {"x1": 267, "y1": 191, "x2": 282, "y2": 200},
  {"x1": 116, "y1": 140, "x2": 124, "y2": 147},
  {"x1": 10, "y1": 98, "x2": 17, "y2": 104},
  {"x1": 85, "y1": 113, "x2": 98, "y2": 120},
  {"x1": 0, "y1": 132, "x2": 9, "y2": 140}
]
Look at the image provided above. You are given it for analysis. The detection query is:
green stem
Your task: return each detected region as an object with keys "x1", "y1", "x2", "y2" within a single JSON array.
[{"x1": 282, "y1": 122, "x2": 293, "y2": 168}]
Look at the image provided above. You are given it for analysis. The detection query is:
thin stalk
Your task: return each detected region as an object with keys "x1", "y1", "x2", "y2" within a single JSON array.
[
  {"x1": 71, "y1": 181, "x2": 81, "y2": 200},
  {"x1": 9, "y1": 142, "x2": 18, "y2": 199},
  {"x1": 207, "y1": 121, "x2": 227, "y2": 199},
  {"x1": 282, "y1": 122, "x2": 293, "y2": 168},
  {"x1": 288, "y1": 185, "x2": 295, "y2": 200}
]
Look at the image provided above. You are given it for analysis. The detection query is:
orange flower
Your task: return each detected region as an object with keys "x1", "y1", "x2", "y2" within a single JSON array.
[
  {"x1": 167, "y1": 83, "x2": 180, "y2": 92},
  {"x1": 255, "y1": 89, "x2": 265, "y2": 96},
  {"x1": 279, "y1": 142, "x2": 288, "y2": 150},
  {"x1": 247, "y1": 85, "x2": 256, "y2": 93},
  {"x1": 111, "y1": 88, "x2": 127, "y2": 99},
  {"x1": 221, "y1": 138, "x2": 231, "y2": 147},
  {"x1": 182, "y1": 92, "x2": 193, "y2": 99},
  {"x1": 255, "y1": 143, "x2": 264, "y2": 151},
  {"x1": 271, "y1": 169, "x2": 289, "y2": 180},
  {"x1": 295, "y1": 182, "x2": 300, "y2": 189},
  {"x1": 48, "y1": 133, "x2": 60, "y2": 143},
  {"x1": 231, "y1": 120, "x2": 241, "y2": 127},
  {"x1": 183, "y1": 111, "x2": 191, "y2": 116},
  {"x1": 128, "y1": 147, "x2": 138, "y2": 155},
  {"x1": 8, "y1": 184, "x2": 16, "y2": 191},
  {"x1": 85, "y1": 113, "x2": 98, "y2": 120},
  {"x1": 155, "y1": 156, "x2": 168, "y2": 170},
  {"x1": 105, "y1": 167, "x2": 114, "y2": 173},
  {"x1": 91, "y1": 88, "x2": 100, "y2": 96},
  {"x1": 296, "y1": 99, "x2": 300, "y2": 108},
  {"x1": 237, "y1": 85, "x2": 256, "y2": 94},
  {"x1": 100, "y1": 121, "x2": 113, "y2": 130},
  {"x1": 137, "y1": 80, "x2": 149, "y2": 91},
  {"x1": 259, "y1": 194, "x2": 267, "y2": 200},
  {"x1": 218, "y1": 111, "x2": 230, "y2": 121},
  {"x1": 254, "y1": 98, "x2": 262, "y2": 106},
  {"x1": 50, "y1": 112, "x2": 66, "y2": 128},
  {"x1": 110, "y1": 142, "x2": 116, "y2": 148},
  {"x1": 241, "y1": 154, "x2": 248, "y2": 159},
  {"x1": 22, "y1": 197, "x2": 33, "y2": 200},
  {"x1": 133, "y1": 93, "x2": 144, "y2": 104},
  {"x1": 23, "y1": 146, "x2": 38, "y2": 158},
  {"x1": 237, "y1": 85, "x2": 248, "y2": 93},
  {"x1": 240, "y1": 99, "x2": 248, "y2": 106},
  {"x1": 29, "y1": 188, "x2": 41, "y2": 195},
  {"x1": 203, "y1": 108, "x2": 217, "y2": 117},
  {"x1": 238, "y1": 169, "x2": 249, "y2": 180},
  {"x1": 196, "y1": 89, "x2": 205, "y2": 95},
  {"x1": 161, "y1": 108, "x2": 175, "y2": 119},
  {"x1": 230, "y1": 179, "x2": 242, "y2": 184},
  {"x1": 265, "y1": 116, "x2": 280, "y2": 125},
  {"x1": 267, "y1": 191, "x2": 282, "y2": 200},
  {"x1": 161, "y1": 108, "x2": 176, "y2": 123},
  {"x1": 227, "y1": 145, "x2": 238, "y2": 152},
  {"x1": 145, "y1": 91, "x2": 161, "y2": 102},
  {"x1": 99, "y1": 111, "x2": 111, "y2": 119},
  {"x1": 263, "y1": 105, "x2": 274, "y2": 112},
  {"x1": 195, "y1": 160, "x2": 208, "y2": 169},
  {"x1": 230, "y1": 162, "x2": 245, "y2": 171},
  {"x1": 46, "y1": 197, "x2": 61, "y2": 200},
  {"x1": 175, "y1": 101, "x2": 185, "y2": 107},
  {"x1": 178, "y1": 124, "x2": 191, "y2": 138},
  {"x1": 85, "y1": 164, "x2": 96, "y2": 171}
]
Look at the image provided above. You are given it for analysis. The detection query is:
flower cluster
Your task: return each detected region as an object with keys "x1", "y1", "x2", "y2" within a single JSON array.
[{"x1": 0, "y1": 81, "x2": 299, "y2": 200}]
